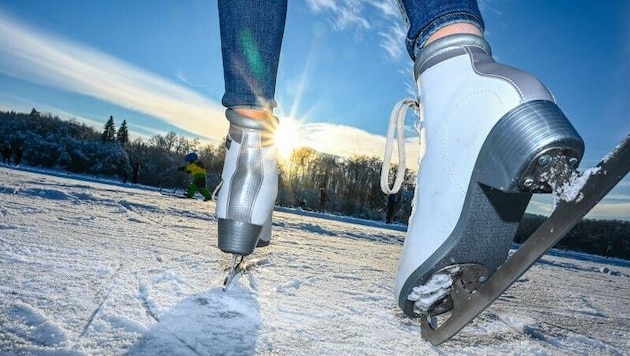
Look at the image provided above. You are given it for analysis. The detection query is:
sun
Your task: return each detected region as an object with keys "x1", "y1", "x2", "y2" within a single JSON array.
[{"x1": 274, "y1": 116, "x2": 302, "y2": 158}]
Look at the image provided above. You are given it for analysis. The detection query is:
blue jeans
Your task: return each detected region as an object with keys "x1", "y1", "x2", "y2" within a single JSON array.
[
  {"x1": 397, "y1": 0, "x2": 483, "y2": 60},
  {"x1": 218, "y1": 0, "x2": 483, "y2": 109},
  {"x1": 218, "y1": 0, "x2": 287, "y2": 111}
]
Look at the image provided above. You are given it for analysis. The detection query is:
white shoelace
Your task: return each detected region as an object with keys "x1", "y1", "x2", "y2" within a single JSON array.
[
  {"x1": 380, "y1": 98, "x2": 425, "y2": 195},
  {"x1": 211, "y1": 180, "x2": 223, "y2": 201}
]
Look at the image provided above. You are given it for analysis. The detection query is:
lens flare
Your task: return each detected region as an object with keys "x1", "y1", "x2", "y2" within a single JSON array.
[{"x1": 274, "y1": 116, "x2": 302, "y2": 158}]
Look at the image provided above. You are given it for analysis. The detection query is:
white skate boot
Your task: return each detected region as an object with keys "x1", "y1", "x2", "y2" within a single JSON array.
[
  {"x1": 390, "y1": 34, "x2": 584, "y2": 317},
  {"x1": 216, "y1": 109, "x2": 278, "y2": 256}
]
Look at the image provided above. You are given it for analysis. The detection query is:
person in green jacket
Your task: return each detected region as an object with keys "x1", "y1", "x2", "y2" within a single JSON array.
[{"x1": 179, "y1": 152, "x2": 212, "y2": 201}]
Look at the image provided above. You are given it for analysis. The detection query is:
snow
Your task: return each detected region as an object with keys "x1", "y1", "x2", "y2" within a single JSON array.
[
  {"x1": 1, "y1": 165, "x2": 629, "y2": 355},
  {"x1": 553, "y1": 167, "x2": 601, "y2": 205},
  {"x1": 408, "y1": 273, "x2": 453, "y2": 313}
]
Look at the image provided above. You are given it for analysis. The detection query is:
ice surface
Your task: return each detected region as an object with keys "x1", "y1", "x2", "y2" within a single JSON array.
[{"x1": 1, "y1": 166, "x2": 629, "y2": 355}]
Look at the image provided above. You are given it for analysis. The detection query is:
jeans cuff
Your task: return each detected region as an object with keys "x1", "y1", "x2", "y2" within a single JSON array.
[
  {"x1": 410, "y1": 12, "x2": 483, "y2": 60},
  {"x1": 222, "y1": 96, "x2": 277, "y2": 112}
]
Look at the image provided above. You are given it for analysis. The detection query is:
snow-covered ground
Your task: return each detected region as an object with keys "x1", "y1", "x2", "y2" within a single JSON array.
[{"x1": 1, "y1": 166, "x2": 629, "y2": 355}]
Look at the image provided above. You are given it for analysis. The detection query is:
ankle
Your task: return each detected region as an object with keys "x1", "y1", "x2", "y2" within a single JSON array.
[
  {"x1": 425, "y1": 23, "x2": 482, "y2": 47},
  {"x1": 232, "y1": 108, "x2": 274, "y2": 122}
]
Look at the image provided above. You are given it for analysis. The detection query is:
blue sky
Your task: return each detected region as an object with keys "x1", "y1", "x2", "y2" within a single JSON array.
[{"x1": 0, "y1": 0, "x2": 628, "y2": 220}]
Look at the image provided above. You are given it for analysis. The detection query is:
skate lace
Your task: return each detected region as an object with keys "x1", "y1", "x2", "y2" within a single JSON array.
[
  {"x1": 380, "y1": 98, "x2": 424, "y2": 195},
  {"x1": 211, "y1": 180, "x2": 223, "y2": 201}
]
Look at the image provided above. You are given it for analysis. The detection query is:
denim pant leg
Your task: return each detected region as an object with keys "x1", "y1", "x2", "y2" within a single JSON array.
[
  {"x1": 396, "y1": 0, "x2": 484, "y2": 60},
  {"x1": 218, "y1": 0, "x2": 287, "y2": 111}
]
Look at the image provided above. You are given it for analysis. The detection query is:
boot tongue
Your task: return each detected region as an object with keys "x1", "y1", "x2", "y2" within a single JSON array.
[{"x1": 414, "y1": 34, "x2": 491, "y2": 81}]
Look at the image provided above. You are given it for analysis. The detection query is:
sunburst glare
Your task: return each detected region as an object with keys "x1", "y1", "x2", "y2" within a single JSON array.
[{"x1": 274, "y1": 116, "x2": 303, "y2": 158}]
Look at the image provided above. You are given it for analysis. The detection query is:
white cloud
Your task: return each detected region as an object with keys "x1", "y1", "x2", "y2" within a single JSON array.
[
  {"x1": 378, "y1": 23, "x2": 406, "y2": 60},
  {"x1": 175, "y1": 70, "x2": 205, "y2": 89},
  {"x1": 371, "y1": 0, "x2": 399, "y2": 18},
  {"x1": 525, "y1": 198, "x2": 554, "y2": 217},
  {"x1": 306, "y1": 0, "x2": 371, "y2": 31},
  {"x1": 293, "y1": 121, "x2": 421, "y2": 172},
  {"x1": 0, "y1": 9, "x2": 227, "y2": 141},
  {"x1": 527, "y1": 191, "x2": 630, "y2": 221},
  {"x1": 306, "y1": 0, "x2": 407, "y2": 57},
  {"x1": 586, "y1": 203, "x2": 630, "y2": 221}
]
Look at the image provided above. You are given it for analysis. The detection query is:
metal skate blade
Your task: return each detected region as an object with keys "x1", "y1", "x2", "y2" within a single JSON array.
[{"x1": 222, "y1": 254, "x2": 244, "y2": 292}]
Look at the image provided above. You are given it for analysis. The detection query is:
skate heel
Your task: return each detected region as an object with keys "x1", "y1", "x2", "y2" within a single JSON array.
[
  {"x1": 218, "y1": 219, "x2": 262, "y2": 255},
  {"x1": 399, "y1": 100, "x2": 584, "y2": 317},
  {"x1": 476, "y1": 100, "x2": 584, "y2": 193}
]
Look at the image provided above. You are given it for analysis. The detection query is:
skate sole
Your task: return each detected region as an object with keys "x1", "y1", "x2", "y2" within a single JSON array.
[{"x1": 398, "y1": 100, "x2": 584, "y2": 317}]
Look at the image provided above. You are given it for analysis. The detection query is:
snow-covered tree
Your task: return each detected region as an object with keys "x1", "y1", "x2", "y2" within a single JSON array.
[
  {"x1": 29, "y1": 108, "x2": 41, "y2": 119},
  {"x1": 117, "y1": 120, "x2": 129, "y2": 144},
  {"x1": 102, "y1": 116, "x2": 117, "y2": 143}
]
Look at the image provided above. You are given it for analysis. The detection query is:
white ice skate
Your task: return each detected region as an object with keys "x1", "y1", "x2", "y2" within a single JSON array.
[
  {"x1": 216, "y1": 109, "x2": 278, "y2": 256},
  {"x1": 388, "y1": 34, "x2": 584, "y2": 318}
]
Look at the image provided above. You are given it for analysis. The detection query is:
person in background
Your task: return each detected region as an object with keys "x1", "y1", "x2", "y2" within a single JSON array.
[
  {"x1": 14, "y1": 145, "x2": 23, "y2": 166},
  {"x1": 132, "y1": 162, "x2": 140, "y2": 184},
  {"x1": 386, "y1": 193, "x2": 397, "y2": 224},
  {"x1": 2, "y1": 144, "x2": 11, "y2": 165},
  {"x1": 319, "y1": 188, "x2": 328, "y2": 214},
  {"x1": 178, "y1": 152, "x2": 213, "y2": 201}
]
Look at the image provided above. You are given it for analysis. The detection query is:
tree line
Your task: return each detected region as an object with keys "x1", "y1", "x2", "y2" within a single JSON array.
[
  {"x1": 0, "y1": 109, "x2": 414, "y2": 222},
  {"x1": 1, "y1": 109, "x2": 628, "y2": 260},
  {"x1": 516, "y1": 213, "x2": 630, "y2": 260},
  {"x1": 0, "y1": 109, "x2": 223, "y2": 191}
]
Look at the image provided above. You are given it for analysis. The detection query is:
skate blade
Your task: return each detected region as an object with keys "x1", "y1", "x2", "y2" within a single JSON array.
[{"x1": 222, "y1": 254, "x2": 244, "y2": 292}]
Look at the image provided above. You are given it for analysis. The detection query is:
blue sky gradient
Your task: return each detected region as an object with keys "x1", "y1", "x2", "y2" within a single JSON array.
[{"x1": 0, "y1": 0, "x2": 628, "y2": 220}]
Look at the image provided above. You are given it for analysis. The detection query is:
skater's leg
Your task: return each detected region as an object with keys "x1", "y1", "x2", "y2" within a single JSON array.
[
  {"x1": 186, "y1": 183, "x2": 197, "y2": 198},
  {"x1": 191, "y1": 175, "x2": 212, "y2": 200},
  {"x1": 218, "y1": 0, "x2": 286, "y2": 113},
  {"x1": 199, "y1": 186, "x2": 212, "y2": 201},
  {"x1": 216, "y1": 0, "x2": 286, "y2": 255},
  {"x1": 396, "y1": 0, "x2": 483, "y2": 60},
  {"x1": 392, "y1": 0, "x2": 584, "y2": 317}
]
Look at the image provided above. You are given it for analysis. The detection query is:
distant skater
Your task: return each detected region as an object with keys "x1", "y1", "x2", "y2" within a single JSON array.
[
  {"x1": 2, "y1": 144, "x2": 11, "y2": 165},
  {"x1": 386, "y1": 193, "x2": 397, "y2": 224},
  {"x1": 14, "y1": 146, "x2": 23, "y2": 166},
  {"x1": 319, "y1": 188, "x2": 328, "y2": 213},
  {"x1": 132, "y1": 162, "x2": 140, "y2": 184},
  {"x1": 178, "y1": 152, "x2": 213, "y2": 201}
]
